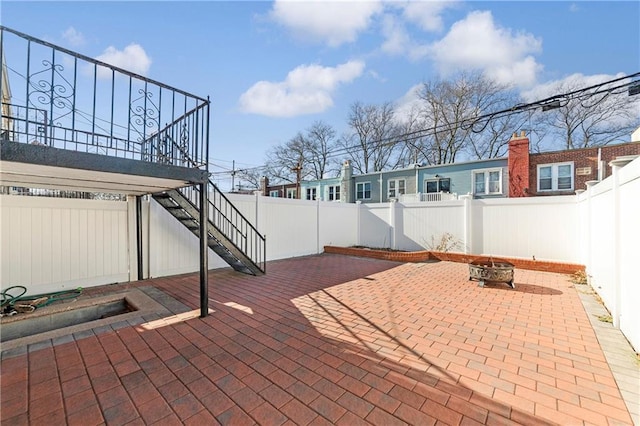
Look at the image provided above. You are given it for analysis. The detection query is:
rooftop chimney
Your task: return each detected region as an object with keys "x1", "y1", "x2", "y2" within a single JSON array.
[{"x1": 508, "y1": 131, "x2": 530, "y2": 197}]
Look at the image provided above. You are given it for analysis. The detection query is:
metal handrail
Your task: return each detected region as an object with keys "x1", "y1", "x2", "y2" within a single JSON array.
[{"x1": 179, "y1": 181, "x2": 266, "y2": 273}]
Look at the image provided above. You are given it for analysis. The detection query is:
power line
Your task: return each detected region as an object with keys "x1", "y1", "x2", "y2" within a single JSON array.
[{"x1": 211, "y1": 72, "x2": 640, "y2": 178}]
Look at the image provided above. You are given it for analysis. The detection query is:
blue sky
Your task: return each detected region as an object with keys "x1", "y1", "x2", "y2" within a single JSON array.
[{"x1": 2, "y1": 1, "x2": 639, "y2": 190}]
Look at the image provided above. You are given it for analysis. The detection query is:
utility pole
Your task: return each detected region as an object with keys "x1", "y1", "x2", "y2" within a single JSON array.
[
  {"x1": 231, "y1": 160, "x2": 236, "y2": 193},
  {"x1": 291, "y1": 162, "x2": 302, "y2": 199}
]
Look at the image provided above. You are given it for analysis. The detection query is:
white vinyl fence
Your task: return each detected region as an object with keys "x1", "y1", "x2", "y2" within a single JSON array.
[
  {"x1": 0, "y1": 196, "x2": 129, "y2": 295},
  {"x1": 2, "y1": 158, "x2": 639, "y2": 350},
  {"x1": 578, "y1": 156, "x2": 640, "y2": 351}
]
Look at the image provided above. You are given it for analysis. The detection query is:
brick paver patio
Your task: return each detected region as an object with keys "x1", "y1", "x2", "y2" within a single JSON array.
[{"x1": 1, "y1": 254, "x2": 636, "y2": 425}]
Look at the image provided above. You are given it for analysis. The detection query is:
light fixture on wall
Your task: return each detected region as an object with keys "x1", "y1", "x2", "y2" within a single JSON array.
[{"x1": 435, "y1": 174, "x2": 440, "y2": 179}]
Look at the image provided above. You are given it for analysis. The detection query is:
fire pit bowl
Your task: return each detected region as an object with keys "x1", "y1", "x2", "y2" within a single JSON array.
[{"x1": 469, "y1": 258, "x2": 515, "y2": 289}]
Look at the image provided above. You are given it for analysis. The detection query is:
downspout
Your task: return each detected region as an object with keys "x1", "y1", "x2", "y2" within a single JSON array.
[{"x1": 597, "y1": 147, "x2": 603, "y2": 181}]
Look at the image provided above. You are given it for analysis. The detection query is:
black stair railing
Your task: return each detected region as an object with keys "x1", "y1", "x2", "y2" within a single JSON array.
[
  {"x1": 179, "y1": 181, "x2": 266, "y2": 274},
  {"x1": 157, "y1": 131, "x2": 266, "y2": 274}
]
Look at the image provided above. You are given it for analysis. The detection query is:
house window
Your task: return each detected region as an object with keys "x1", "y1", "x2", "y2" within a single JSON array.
[
  {"x1": 473, "y1": 169, "x2": 502, "y2": 195},
  {"x1": 269, "y1": 190, "x2": 279, "y2": 197},
  {"x1": 306, "y1": 187, "x2": 317, "y2": 200},
  {"x1": 387, "y1": 179, "x2": 405, "y2": 198},
  {"x1": 537, "y1": 162, "x2": 574, "y2": 191},
  {"x1": 356, "y1": 182, "x2": 371, "y2": 200},
  {"x1": 425, "y1": 178, "x2": 450, "y2": 193},
  {"x1": 328, "y1": 185, "x2": 340, "y2": 201},
  {"x1": 286, "y1": 188, "x2": 297, "y2": 199}
]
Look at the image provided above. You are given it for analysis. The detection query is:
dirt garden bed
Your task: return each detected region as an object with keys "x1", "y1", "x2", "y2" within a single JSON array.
[{"x1": 324, "y1": 245, "x2": 585, "y2": 275}]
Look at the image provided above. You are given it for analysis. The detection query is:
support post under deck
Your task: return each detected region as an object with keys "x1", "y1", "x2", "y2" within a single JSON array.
[
  {"x1": 199, "y1": 182, "x2": 209, "y2": 317},
  {"x1": 136, "y1": 195, "x2": 143, "y2": 281}
]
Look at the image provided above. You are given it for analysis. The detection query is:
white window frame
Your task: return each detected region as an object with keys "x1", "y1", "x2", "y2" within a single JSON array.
[
  {"x1": 305, "y1": 187, "x2": 318, "y2": 200},
  {"x1": 356, "y1": 182, "x2": 372, "y2": 200},
  {"x1": 537, "y1": 162, "x2": 574, "y2": 192},
  {"x1": 328, "y1": 185, "x2": 340, "y2": 201},
  {"x1": 269, "y1": 190, "x2": 279, "y2": 197},
  {"x1": 286, "y1": 188, "x2": 297, "y2": 199},
  {"x1": 473, "y1": 168, "x2": 503, "y2": 195},
  {"x1": 387, "y1": 179, "x2": 406, "y2": 199}
]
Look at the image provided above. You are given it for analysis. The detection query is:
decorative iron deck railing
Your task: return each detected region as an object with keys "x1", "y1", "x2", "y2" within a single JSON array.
[
  {"x1": 1, "y1": 25, "x2": 266, "y2": 275},
  {"x1": 0, "y1": 25, "x2": 209, "y2": 168}
]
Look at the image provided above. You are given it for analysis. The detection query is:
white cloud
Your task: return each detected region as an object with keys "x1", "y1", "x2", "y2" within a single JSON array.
[
  {"x1": 521, "y1": 72, "x2": 628, "y2": 103},
  {"x1": 239, "y1": 60, "x2": 366, "y2": 117},
  {"x1": 61, "y1": 27, "x2": 85, "y2": 47},
  {"x1": 427, "y1": 11, "x2": 543, "y2": 88},
  {"x1": 269, "y1": 0, "x2": 383, "y2": 47},
  {"x1": 94, "y1": 44, "x2": 151, "y2": 78},
  {"x1": 380, "y1": 14, "x2": 411, "y2": 56},
  {"x1": 398, "y1": 0, "x2": 460, "y2": 33},
  {"x1": 394, "y1": 83, "x2": 424, "y2": 123}
]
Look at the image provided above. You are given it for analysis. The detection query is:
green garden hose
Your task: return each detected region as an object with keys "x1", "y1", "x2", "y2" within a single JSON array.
[{"x1": 1, "y1": 286, "x2": 83, "y2": 315}]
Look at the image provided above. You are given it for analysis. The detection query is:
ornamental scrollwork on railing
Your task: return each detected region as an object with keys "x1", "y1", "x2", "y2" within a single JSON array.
[
  {"x1": 179, "y1": 123, "x2": 190, "y2": 166},
  {"x1": 130, "y1": 89, "x2": 160, "y2": 137},
  {"x1": 155, "y1": 132, "x2": 171, "y2": 165},
  {"x1": 130, "y1": 89, "x2": 160, "y2": 161},
  {"x1": 26, "y1": 60, "x2": 75, "y2": 142}
]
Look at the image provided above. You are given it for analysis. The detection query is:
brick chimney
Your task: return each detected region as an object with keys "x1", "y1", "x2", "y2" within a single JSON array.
[
  {"x1": 508, "y1": 131, "x2": 530, "y2": 197},
  {"x1": 260, "y1": 176, "x2": 269, "y2": 196}
]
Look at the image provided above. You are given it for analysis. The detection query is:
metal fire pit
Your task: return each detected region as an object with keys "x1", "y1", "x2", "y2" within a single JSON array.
[{"x1": 469, "y1": 258, "x2": 515, "y2": 289}]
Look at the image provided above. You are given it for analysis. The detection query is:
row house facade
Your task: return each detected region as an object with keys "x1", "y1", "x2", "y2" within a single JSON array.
[
  {"x1": 263, "y1": 130, "x2": 640, "y2": 203},
  {"x1": 509, "y1": 131, "x2": 640, "y2": 197}
]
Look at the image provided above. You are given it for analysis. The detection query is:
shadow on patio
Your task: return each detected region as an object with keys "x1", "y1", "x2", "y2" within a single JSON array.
[{"x1": 0, "y1": 254, "x2": 634, "y2": 425}]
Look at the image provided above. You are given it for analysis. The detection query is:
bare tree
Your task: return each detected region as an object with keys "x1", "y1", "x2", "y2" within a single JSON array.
[
  {"x1": 416, "y1": 72, "x2": 520, "y2": 163},
  {"x1": 393, "y1": 105, "x2": 431, "y2": 167},
  {"x1": 306, "y1": 120, "x2": 339, "y2": 179},
  {"x1": 261, "y1": 121, "x2": 339, "y2": 185},
  {"x1": 235, "y1": 167, "x2": 264, "y2": 191},
  {"x1": 533, "y1": 79, "x2": 640, "y2": 150},
  {"x1": 263, "y1": 132, "x2": 307, "y2": 184},
  {"x1": 340, "y1": 101, "x2": 401, "y2": 174}
]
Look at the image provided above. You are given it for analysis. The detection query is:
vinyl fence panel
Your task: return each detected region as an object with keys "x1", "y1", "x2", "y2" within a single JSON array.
[{"x1": 0, "y1": 196, "x2": 129, "y2": 295}]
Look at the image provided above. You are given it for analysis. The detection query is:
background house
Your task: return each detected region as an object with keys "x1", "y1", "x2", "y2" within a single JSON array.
[
  {"x1": 266, "y1": 129, "x2": 640, "y2": 204},
  {"x1": 262, "y1": 177, "x2": 298, "y2": 199},
  {"x1": 299, "y1": 158, "x2": 509, "y2": 204},
  {"x1": 508, "y1": 131, "x2": 640, "y2": 197},
  {"x1": 417, "y1": 158, "x2": 508, "y2": 200}
]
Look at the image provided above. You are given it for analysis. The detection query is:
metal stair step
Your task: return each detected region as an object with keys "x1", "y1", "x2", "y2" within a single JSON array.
[{"x1": 153, "y1": 189, "x2": 264, "y2": 276}]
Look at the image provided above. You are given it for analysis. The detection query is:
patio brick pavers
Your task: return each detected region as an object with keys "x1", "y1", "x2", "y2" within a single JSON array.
[{"x1": 1, "y1": 253, "x2": 636, "y2": 425}]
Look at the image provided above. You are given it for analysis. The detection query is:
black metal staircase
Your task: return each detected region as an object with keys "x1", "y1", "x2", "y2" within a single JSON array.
[
  {"x1": 153, "y1": 181, "x2": 265, "y2": 275},
  {"x1": 2, "y1": 25, "x2": 265, "y2": 316}
]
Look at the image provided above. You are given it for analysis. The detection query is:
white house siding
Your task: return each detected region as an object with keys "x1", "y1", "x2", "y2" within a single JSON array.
[{"x1": 0, "y1": 196, "x2": 129, "y2": 295}]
